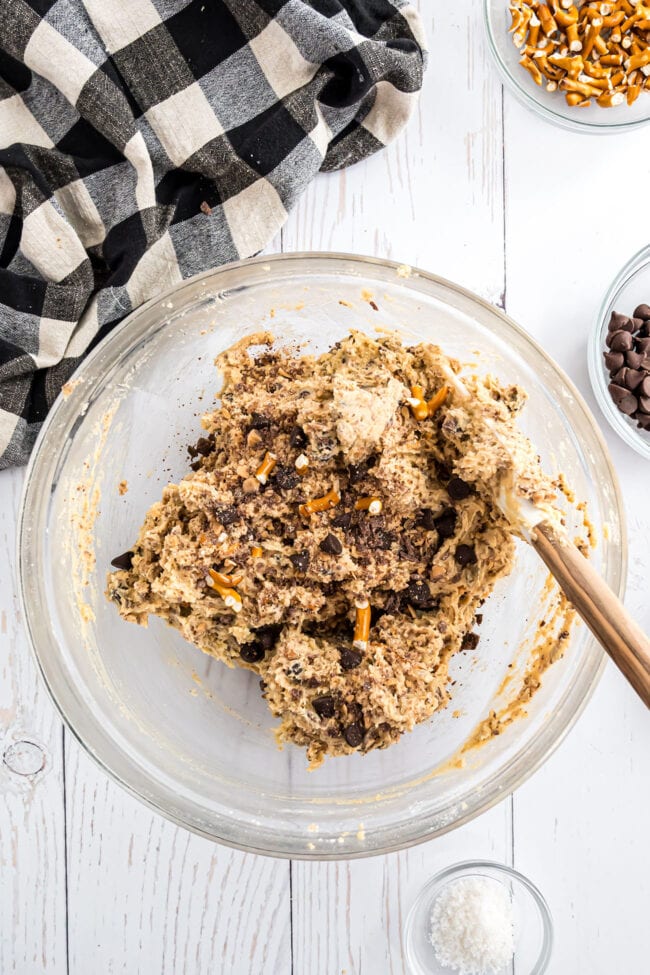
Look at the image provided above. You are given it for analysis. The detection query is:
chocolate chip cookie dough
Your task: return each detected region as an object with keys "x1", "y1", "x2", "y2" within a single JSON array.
[{"x1": 107, "y1": 330, "x2": 563, "y2": 768}]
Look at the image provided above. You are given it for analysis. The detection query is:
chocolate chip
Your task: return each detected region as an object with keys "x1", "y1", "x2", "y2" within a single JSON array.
[
  {"x1": 434, "y1": 460, "x2": 451, "y2": 482},
  {"x1": 320, "y1": 533, "x2": 343, "y2": 555},
  {"x1": 625, "y1": 350, "x2": 646, "y2": 370},
  {"x1": 634, "y1": 304, "x2": 650, "y2": 321},
  {"x1": 405, "y1": 579, "x2": 435, "y2": 609},
  {"x1": 417, "y1": 508, "x2": 437, "y2": 530},
  {"x1": 639, "y1": 395, "x2": 650, "y2": 414},
  {"x1": 461, "y1": 632, "x2": 480, "y2": 650},
  {"x1": 273, "y1": 465, "x2": 300, "y2": 490},
  {"x1": 631, "y1": 317, "x2": 645, "y2": 332},
  {"x1": 195, "y1": 436, "x2": 213, "y2": 456},
  {"x1": 339, "y1": 647, "x2": 363, "y2": 671},
  {"x1": 331, "y1": 510, "x2": 353, "y2": 530},
  {"x1": 289, "y1": 424, "x2": 307, "y2": 448},
  {"x1": 607, "y1": 330, "x2": 634, "y2": 352},
  {"x1": 434, "y1": 507, "x2": 457, "y2": 540},
  {"x1": 636, "y1": 412, "x2": 650, "y2": 429},
  {"x1": 110, "y1": 550, "x2": 134, "y2": 570},
  {"x1": 313, "y1": 695, "x2": 336, "y2": 719},
  {"x1": 290, "y1": 550, "x2": 310, "y2": 573},
  {"x1": 608, "y1": 311, "x2": 633, "y2": 332},
  {"x1": 608, "y1": 383, "x2": 638, "y2": 415},
  {"x1": 347, "y1": 461, "x2": 368, "y2": 485},
  {"x1": 190, "y1": 460, "x2": 202, "y2": 471},
  {"x1": 604, "y1": 351, "x2": 625, "y2": 371},
  {"x1": 475, "y1": 613, "x2": 483, "y2": 624},
  {"x1": 625, "y1": 369, "x2": 645, "y2": 390},
  {"x1": 641, "y1": 376, "x2": 650, "y2": 397},
  {"x1": 343, "y1": 723, "x2": 364, "y2": 747},
  {"x1": 455, "y1": 544, "x2": 477, "y2": 566},
  {"x1": 239, "y1": 642, "x2": 265, "y2": 663},
  {"x1": 636, "y1": 337, "x2": 650, "y2": 354},
  {"x1": 253, "y1": 624, "x2": 282, "y2": 650},
  {"x1": 214, "y1": 505, "x2": 239, "y2": 526},
  {"x1": 383, "y1": 591, "x2": 403, "y2": 615},
  {"x1": 447, "y1": 476, "x2": 473, "y2": 501},
  {"x1": 249, "y1": 411, "x2": 271, "y2": 429}
]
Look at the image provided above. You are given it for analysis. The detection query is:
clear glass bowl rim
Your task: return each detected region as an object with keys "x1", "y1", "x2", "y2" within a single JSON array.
[
  {"x1": 403, "y1": 859, "x2": 553, "y2": 975},
  {"x1": 18, "y1": 251, "x2": 626, "y2": 859},
  {"x1": 482, "y1": 0, "x2": 650, "y2": 134},
  {"x1": 588, "y1": 243, "x2": 650, "y2": 460}
]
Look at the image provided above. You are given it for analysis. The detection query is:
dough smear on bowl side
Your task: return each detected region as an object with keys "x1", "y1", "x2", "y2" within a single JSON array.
[{"x1": 106, "y1": 330, "x2": 574, "y2": 768}]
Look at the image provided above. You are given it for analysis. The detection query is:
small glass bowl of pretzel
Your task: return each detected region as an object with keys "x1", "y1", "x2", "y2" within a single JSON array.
[{"x1": 484, "y1": 0, "x2": 650, "y2": 131}]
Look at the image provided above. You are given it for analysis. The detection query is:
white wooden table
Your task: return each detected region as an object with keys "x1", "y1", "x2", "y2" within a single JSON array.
[{"x1": 2, "y1": 5, "x2": 650, "y2": 973}]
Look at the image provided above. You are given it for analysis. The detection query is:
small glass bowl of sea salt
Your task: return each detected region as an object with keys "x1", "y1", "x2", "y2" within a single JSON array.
[{"x1": 403, "y1": 861, "x2": 553, "y2": 975}]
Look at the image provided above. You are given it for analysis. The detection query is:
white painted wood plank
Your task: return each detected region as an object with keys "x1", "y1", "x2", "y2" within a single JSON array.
[
  {"x1": 282, "y1": 2, "x2": 506, "y2": 304},
  {"x1": 0, "y1": 469, "x2": 67, "y2": 975},
  {"x1": 287, "y1": 4, "x2": 513, "y2": 972},
  {"x1": 503, "y1": 95, "x2": 650, "y2": 973},
  {"x1": 65, "y1": 734, "x2": 291, "y2": 975}
]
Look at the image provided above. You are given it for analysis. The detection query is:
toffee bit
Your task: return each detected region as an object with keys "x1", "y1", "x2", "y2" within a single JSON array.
[
  {"x1": 353, "y1": 598, "x2": 371, "y2": 650},
  {"x1": 354, "y1": 496, "x2": 382, "y2": 515},
  {"x1": 251, "y1": 545, "x2": 263, "y2": 558},
  {"x1": 255, "y1": 451, "x2": 277, "y2": 484},
  {"x1": 299, "y1": 489, "x2": 341, "y2": 517},
  {"x1": 214, "y1": 505, "x2": 239, "y2": 526}
]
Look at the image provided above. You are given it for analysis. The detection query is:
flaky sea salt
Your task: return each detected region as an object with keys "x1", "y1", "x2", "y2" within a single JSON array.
[{"x1": 429, "y1": 876, "x2": 515, "y2": 975}]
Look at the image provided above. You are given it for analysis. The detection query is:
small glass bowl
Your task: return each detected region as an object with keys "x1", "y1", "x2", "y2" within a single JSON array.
[
  {"x1": 403, "y1": 860, "x2": 553, "y2": 975},
  {"x1": 483, "y1": 0, "x2": 650, "y2": 134},
  {"x1": 588, "y1": 245, "x2": 650, "y2": 461}
]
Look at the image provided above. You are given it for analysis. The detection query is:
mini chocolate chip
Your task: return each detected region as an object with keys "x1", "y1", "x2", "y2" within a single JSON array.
[
  {"x1": 274, "y1": 465, "x2": 300, "y2": 490},
  {"x1": 608, "y1": 311, "x2": 633, "y2": 332},
  {"x1": 447, "y1": 476, "x2": 473, "y2": 501},
  {"x1": 289, "y1": 424, "x2": 307, "y2": 448},
  {"x1": 190, "y1": 460, "x2": 202, "y2": 471},
  {"x1": 331, "y1": 510, "x2": 353, "y2": 530},
  {"x1": 405, "y1": 579, "x2": 435, "y2": 609},
  {"x1": 320, "y1": 533, "x2": 343, "y2": 555},
  {"x1": 608, "y1": 383, "x2": 638, "y2": 415},
  {"x1": 187, "y1": 444, "x2": 198, "y2": 458},
  {"x1": 461, "y1": 632, "x2": 480, "y2": 650},
  {"x1": 249, "y1": 411, "x2": 271, "y2": 429},
  {"x1": 290, "y1": 550, "x2": 310, "y2": 573},
  {"x1": 604, "y1": 351, "x2": 625, "y2": 371},
  {"x1": 607, "y1": 330, "x2": 634, "y2": 352},
  {"x1": 455, "y1": 544, "x2": 477, "y2": 566},
  {"x1": 339, "y1": 647, "x2": 363, "y2": 671},
  {"x1": 417, "y1": 508, "x2": 437, "y2": 530},
  {"x1": 239, "y1": 642, "x2": 265, "y2": 663},
  {"x1": 634, "y1": 304, "x2": 650, "y2": 321},
  {"x1": 343, "y1": 723, "x2": 364, "y2": 747},
  {"x1": 214, "y1": 505, "x2": 239, "y2": 526},
  {"x1": 434, "y1": 508, "x2": 457, "y2": 540},
  {"x1": 111, "y1": 550, "x2": 134, "y2": 570},
  {"x1": 313, "y1": 695, "x2": 336, "y2": 719},
  {"x1": 475, "y1": 613, "x2": 483, "y2": 624}
]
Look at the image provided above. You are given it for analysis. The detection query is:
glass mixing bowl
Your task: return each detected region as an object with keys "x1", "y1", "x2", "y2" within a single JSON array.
[
  {"x1": 484, "y1": 0, "x2": 650, "y2": 134},
  {"x1": 18, "y1": 253, "x2": 625, "y2": 858},
  {"x1": 588, "y1": 244, "x2": 650, "y2": 461}
]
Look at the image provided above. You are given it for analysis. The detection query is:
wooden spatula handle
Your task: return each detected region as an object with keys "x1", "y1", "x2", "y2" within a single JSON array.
[{"x1": 533, "y1": 522, "x2": 650, "y2": 708}]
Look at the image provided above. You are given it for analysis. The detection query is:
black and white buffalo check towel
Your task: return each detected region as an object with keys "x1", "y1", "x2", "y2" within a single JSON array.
[{"x1": 0, "y1": 0, "x2": 426, "y2": 468}]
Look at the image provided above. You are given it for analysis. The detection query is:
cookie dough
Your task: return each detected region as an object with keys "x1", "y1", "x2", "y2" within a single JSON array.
[{"x1": 107, "y1": 330, "x2": 561, "y2": 767}]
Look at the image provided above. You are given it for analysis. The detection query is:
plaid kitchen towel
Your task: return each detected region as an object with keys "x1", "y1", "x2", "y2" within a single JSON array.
[{"x1": 0, "y1": 0, "x2": 425, "y2": 468}]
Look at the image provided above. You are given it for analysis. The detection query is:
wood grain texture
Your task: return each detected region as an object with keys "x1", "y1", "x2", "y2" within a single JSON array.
[{"x1": 0, "y1": 469, "x2": 67, "y2": 975}]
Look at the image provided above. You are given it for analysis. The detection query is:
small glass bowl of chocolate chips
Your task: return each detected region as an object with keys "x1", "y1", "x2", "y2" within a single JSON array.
[{"x1": 589, "y1": 245, "x2": 650, "y2": 460}]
